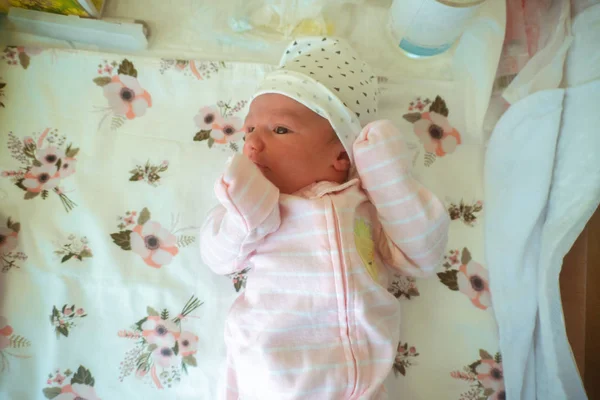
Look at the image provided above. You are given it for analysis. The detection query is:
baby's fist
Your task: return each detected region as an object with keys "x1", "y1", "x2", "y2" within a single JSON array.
[
  {"x1": 218, "y1": 154, "x2": 280, "y2": 230},
  {"x1": 353, "y1": 120, "x2": 411, "y2": 175},
  {"x1": 222, "y1": 154, "x2": 256, "y2": 187}
]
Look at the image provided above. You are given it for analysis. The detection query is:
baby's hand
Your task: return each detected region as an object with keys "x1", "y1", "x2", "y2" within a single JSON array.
[
  {"x1": 222, "y1": 153, "x2": 259, "y2": 187},
  {"x1": 353, "y1": 120, "x2": 411, "y2": 178},
  {"x1": 218, "y1": 154, "x2": 280, "y2": 231}
]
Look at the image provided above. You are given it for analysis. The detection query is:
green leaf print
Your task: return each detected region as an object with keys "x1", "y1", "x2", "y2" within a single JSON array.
[
  {"x1": 93, "y1": 76, "x2": 112, "y2": 87},
  {"x1": 479, "y1": 349, "x2": 493, "y2": 360},
  {"x1": 8, "y1": 334, "x2": 31, "y2": 348},
  {"x1": 80, "y1": 248, "x2": 93, "y2": 258},
  {"x1": 56, "y1": 325, "x2": 69, "y2": 337},
  {"x1": 24, "y1": 191, "x2": 40, "y2": 200},
  {"x1": 61, "y1": 254, "x2": 74, "y2": 263},
  {"x1": 18, "y1": 52, "x2": 30, "y2": 69},
  {"x1": 65, "y1": 144, "x2": 80, "y2": 158},
  {"x1": 193, "y1": 130, "x2": 211, "y2": 142},
  {"x1": 117, "y1": 59, "x2": 138, "y2": 78},
  {"x1": 437, "y1": 270, "x2": 459, "y2": 291},
  {"x1": 429, "y1": 95, "x2": 449, "y2": 117},
  {"x1": 468, "y1": 360, "x2": 481, "y2": 374},
  {"x1": 137, "y1": 207, "x2": 151, "y2": 226},
  {"x1": 402, "y1": 112, "x2": 422, "y2": 123},
  {"x1": 110, "y1": 230, "x2": 132, "y2": 250},
  {"x1": 183, "y1": 355, "x2": 197, "y2": 367},
  {"x1": 129, "y1": 172, "x2": 143, "y2": 182},
  {"x1": 134, "y1": 316, "x2": 147, "y2": 331},
  {"x1": 461, "y1": 248, "x2": 472, "y2": 265},
  {"x1": 15, "y1": 179, "x2": 27, "y2": 191},
  {"x1": 161, "y1": 308, "x2": 169, "y2": 320},
  {"x1": 146, "y1": 306, "x2": 159, "y2": 317},
  {"x1": 42, "y1": 387, "x2": 62, "y2": 399},
  {"x1": 71, "y1": 365, "x2": 95, "y2": 386},
  {"x1": 7, "y1": 218, "x2": 20, "y2": 233}
]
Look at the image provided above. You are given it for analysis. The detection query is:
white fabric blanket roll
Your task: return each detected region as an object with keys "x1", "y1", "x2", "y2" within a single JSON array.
[{"x1": 485, "y1": 79, "x2": 600, "y2": 400}]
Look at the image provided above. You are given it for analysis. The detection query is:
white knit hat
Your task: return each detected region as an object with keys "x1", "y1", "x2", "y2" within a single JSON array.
[{"x1": 253, "y1": 37, "x2": 379, "y2": 164}]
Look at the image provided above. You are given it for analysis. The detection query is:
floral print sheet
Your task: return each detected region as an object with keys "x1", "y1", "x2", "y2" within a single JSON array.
[{"x1": 0, "y1": 47, "x2": 503, "y2": 400}]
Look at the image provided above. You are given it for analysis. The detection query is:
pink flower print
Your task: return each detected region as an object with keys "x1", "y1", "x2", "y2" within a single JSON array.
[
  {"x1": 63, "y1": 307, "x2": 74, "y2": 317},
  {"x1": 22, "y1": 164, "x2": 60, "y2": 193},
  {"x1": 178, "y1": 331, "x2": 199, "y2": 356},
  {"x1": 413, "y1": 111, "x2": 462, "y2": 157},
  {"x1": 58, "y1": 158, "x2": 77, "y2": 179},
  {"x1": 476, "y1": 359, "x2": 504, "y2": 391},
  {"x1": 23, "y1": 137, "x2": 34, "y2": 146},
  {"x1": 103, "y1": 74, "x2": 152, "y2": 120},
  {"x1": 130, "y1": 221, "x2": 179, "y2": 268},
  {"x1": 36, "y1": 146, "x2": 65, "y2": 166},
  {"x1": 211, "y1": 116, "x2": 245, "y2": 144},
  {"x1": 53, "y1": 373, "x2": 66, "y2": 385},
  {"x1": 0, "y1": 227, "x2": 18, "y2": 254},
  {"x1": 457, "y1": 261, "x2": 491, "y2": 310},
  {"x1": 55, "y1": 383, "x2": 101, "y2": 400},
  {"x1": 76, "y1": 308, "x2": 85, "y2": 316},
  {"x1": 151, "y1": 345, "x2": 182, "y2": 368},
  {"x1": 141, "y1": 316, "x2": 180, "y2": 346},
  {"x1": 194, "y1": 105, "x2": 223, "y2": 130},
  {"x1": 409, "y1": 346, "x2": 416, "y2": 354},
  {"x1": 0, "y1": 316, "x2": 13, "y2": 350}
]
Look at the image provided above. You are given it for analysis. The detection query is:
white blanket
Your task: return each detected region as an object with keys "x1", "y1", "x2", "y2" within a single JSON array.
[
  {"x1": 0, "y1": 48, "x2": 503, "y2": 399},
  {"x1": 485, "y1": 4, "x2": 600, "y2": 398},
  {"x1": 485, "y1": 78, "x2": 600, "y2": 400}
]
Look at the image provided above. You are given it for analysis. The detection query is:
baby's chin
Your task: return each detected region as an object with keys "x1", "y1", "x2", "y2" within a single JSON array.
[{"x1": 262, "y1": 171, "x2": 306, "y2": 195}]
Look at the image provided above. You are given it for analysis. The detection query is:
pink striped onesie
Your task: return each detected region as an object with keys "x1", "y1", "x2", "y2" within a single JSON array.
[{"x1": 200, "y1": 120, "x2": 449, "y2": 399}]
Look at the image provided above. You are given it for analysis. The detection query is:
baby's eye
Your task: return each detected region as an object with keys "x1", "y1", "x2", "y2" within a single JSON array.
[
  {"x1": 246, "y1": 127, "x2": 255, "y2": 133},
  {"x1": 274, "y1": 126, "x2": 290, "y2": 134}
]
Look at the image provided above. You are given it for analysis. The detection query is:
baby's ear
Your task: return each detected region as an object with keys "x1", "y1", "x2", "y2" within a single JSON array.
[{"x1": 333, "y1": 150, "x2": 351, "y2": 172}]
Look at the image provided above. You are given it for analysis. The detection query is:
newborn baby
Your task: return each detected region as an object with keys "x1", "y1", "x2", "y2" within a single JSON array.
[{"x1": 200, "y1": 37, "x2": 449, "y2": 400}]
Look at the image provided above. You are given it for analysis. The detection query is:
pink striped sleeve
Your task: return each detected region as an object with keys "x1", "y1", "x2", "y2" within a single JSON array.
[
  {"x1": 200, "y1": 154, "x2": 281, "y2": 275},
  {"x1": 353, "y1": 120, "x2": 449, "y2": 277}
]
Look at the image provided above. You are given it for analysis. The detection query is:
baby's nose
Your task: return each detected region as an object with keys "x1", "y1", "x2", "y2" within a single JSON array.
[{"x1": 243, "y1": 131, "x2": 265, "y2": 155}]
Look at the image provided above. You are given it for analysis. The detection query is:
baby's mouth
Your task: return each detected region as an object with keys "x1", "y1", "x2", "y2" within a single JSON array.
[{"x1": 253, "y1": 161, "x2": 269, "y2": 171}]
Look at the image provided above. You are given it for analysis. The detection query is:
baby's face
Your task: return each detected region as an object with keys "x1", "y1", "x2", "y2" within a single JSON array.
[{"x1": 243, "y1": 94, "x2": 349, "y2": 194}]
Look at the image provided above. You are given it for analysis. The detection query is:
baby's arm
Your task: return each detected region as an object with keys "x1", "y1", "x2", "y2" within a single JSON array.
[
  {"x1": 200, "y1": 154, "x2": 281, "y2": 275},
  {"x1": 353, "y1": 120, "x2": 449, "y2": 277}
]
